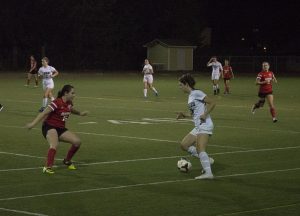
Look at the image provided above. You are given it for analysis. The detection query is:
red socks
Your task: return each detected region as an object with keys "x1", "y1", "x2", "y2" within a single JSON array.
[
  {"x1": 46, "y1": 148, "x2": 56, "y2": 168},
  {"x1": 66, "y1": 145, "x2": 80, "y2": 161},
  {"x1": 270, "y1": 107, "x2": 276, "y2": 118}
]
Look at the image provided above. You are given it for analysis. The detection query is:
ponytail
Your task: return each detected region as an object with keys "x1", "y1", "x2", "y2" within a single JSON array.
[{"x1": 57, "y1": 84, "x2": 74, "y2": 98}]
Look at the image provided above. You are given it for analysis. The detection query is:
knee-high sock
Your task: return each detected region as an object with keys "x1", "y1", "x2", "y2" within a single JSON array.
[
  {"x1": 199, "y1": 151, "x2": 212, "y2": 174},
  {"x1": 66, "y1": 145, "x2": 80, "y2": 161},
  {"x1": 46, "y1": 148, "x2": 56, "y2": 168},
  {"x1": 187, "y1": 146, "x2": 199, "y2": 158},
  {"x1": 270, "y1": 107, "x2": 276, "y2": 118}
]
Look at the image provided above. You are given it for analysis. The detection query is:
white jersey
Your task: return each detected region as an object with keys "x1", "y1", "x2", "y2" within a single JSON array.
[
  {"x1": 38, "y1": 66, "x2": 56, "y2": 80},
  {"x1": 142, "y1": 64, "x2": 153, "y2": 75},
  {"x1": 208, "y1": 61, "x2": 223, "y2": 74},
  {"x1": 188, "y1": 90, "x2": 213, "y2": 135}
]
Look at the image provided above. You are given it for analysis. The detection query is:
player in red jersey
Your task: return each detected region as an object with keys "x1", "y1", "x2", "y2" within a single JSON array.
[
  {"x1": 223, "y1": 59, "x2": 234, "y2": 94},
  {"x1": 25, "y1": 55, "x2": 38, "y2": 87},
  {"x1": 26, "y1": 84, "x2": 89, "y2": 174},
  {"x1": 251, "y1": 62, "x2": 278, "y2": 122}
]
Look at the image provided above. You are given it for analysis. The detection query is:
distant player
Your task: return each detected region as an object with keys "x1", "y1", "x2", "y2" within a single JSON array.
[
  {"x1": 251, "y1": 62, "x2": 278, "y2": 122},
  {"x1": 38, "y1": 57, "x2": 59, "y2": 112},
  {"x1": 207, "y1": 56, "x2": 223, "y2": 95},
  {"x1": 177, "y1": 73, "x2": 216, "y2": 179},
  {"x1": 142, "y1": 59, "x2": 159, "y2": 98},
  {"x1": 223, "y1": 59, "x2": 234, "y2": 94},
  {"x1": 25, "y1": 55, "x2": 38, "y2": 87},
  {"x1": 26, "y1": 84, "x2": 89, "y2": 174}
]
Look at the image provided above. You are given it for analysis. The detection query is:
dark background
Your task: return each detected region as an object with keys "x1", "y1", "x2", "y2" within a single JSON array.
[{"x1": 0, "y1": 0, "x2": 299, "y2": 70}]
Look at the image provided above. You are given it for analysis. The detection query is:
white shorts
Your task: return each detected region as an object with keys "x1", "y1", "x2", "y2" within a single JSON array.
[
  {"x1": 211, "y1": 73, "x2": 220, "y2": 80},
  {"x1": 43, "y1": 79, "x2": 54, "y2": 90},
  {"x1": 143, "y1": 74, "x2": 153, "y2": 84},
  {"x1": 189, "y1": 122, "x2": 214, "y2": 136}
]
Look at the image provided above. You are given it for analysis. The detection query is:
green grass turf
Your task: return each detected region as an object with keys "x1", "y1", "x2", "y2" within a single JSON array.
[{"x1": 0, "y1": 72, "x2": 299, "y2": 216}]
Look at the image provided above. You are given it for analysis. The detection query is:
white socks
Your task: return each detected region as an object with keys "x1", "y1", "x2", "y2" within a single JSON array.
[
  {"x1": 151, "y1": 87, "x2": 158, "y2": 94},
  {"x1": 144, "y1": 89, "x2": 147, "y2": 97},
  {"x1": 199, "y1": 151, "x2": 212, "y2": 174},
  {"x1": 50, "y1": 97, "x2": 55, "y2": 101},
  {"x1": 42, "y1": 98, "x2": 48, "y2": 107},
  {"x1": 187, "y1": 146, "x2": 199, "y2": 158}
]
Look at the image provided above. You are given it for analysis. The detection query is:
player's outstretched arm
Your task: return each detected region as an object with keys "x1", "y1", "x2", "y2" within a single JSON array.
[
  {"x1": 26, "y1": 107, "x2": 52, "y2": 129},
  {"x1": 272, "y1": 74, "x2": 278, "y2": 83},
  {"x1": 71, "y1": 108, "x2": 89, "y2": 116},
  {"x1": 176, "y1": 112, "x2": 191, "y2": 120}
]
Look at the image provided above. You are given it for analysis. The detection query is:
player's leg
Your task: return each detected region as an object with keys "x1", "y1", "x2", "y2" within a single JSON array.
[
  {"x1": 25, "y1": 73, "x2": 32, "y2": 86},
  {"x1": 143, "y1": 75, "x2": 148, "y2": 98},
  {"x1": 148, "y1": 79, "x2": 158, "y2": 96},
  {"x1": 215, "y1": 79, "x2": 220, "y2": 94},
  {"x1": 40, "y1": 88, "x2": 50, "y2": 112},
  {"x1": 34, "y1": 74, "x2": 38, "y2": 87},
  {"x1": 48, "y1": 89, "x2": 55, "y2": 101},
  {"x1": 43, "y1": 129, "x2": 59, "y2": 174},
  {"x1": 212, "y1": 79, "x2": 217, "y2": 95},
  {"x1": 266, "y1": 94, "x2": 277, "y2": 122},
  {"x1": 195, "y1": 133, "x2": 213, "y2": 179},
  {"x1": 226, "y1": 79, "x2": 230, "y2": 93},
  {"x1": 251, "y1": 96, "x2": 265, "y2": 114},
  {"x1": 59, "y1": 131, "x2": 81, "y2": 169},
  {"x1": 180, "y1": 132, "x2": 197, "y2": 156}
]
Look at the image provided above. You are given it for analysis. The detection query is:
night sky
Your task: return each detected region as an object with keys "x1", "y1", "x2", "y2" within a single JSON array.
[{"x1": 0, "y1": 0, "x2": 299, "y2": 70}]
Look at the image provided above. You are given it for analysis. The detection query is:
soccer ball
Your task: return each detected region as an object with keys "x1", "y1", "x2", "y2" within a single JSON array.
[{"x1": 177, "y1": 158, "x2": 192, "y2": 173}]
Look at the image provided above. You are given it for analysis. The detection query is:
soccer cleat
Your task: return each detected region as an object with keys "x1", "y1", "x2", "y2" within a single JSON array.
[
  {"x1": 63, "y1": 159, "x2": 76, "y2": 170},
  {"x1": 195, "y1": 173, "x2": 214, "y2": 180},
  {"x1": 34, "y1": 85, "x2": 38, "y2": 88},
  {"x1": 217, "y1": 88, "x2": 220, "y2": 94},
  {"x1": 155, "y1": 92, "x2": 159, "y2": 96},
  {"x1": 209, "y1": 157, "x2": 215, "y2": 165},
  {"x1": 42, "y1": 167, "x2": 55, "y2": 174},
  {"x1": 24, "y1": 84, "x2": 29, "y2": 87},
  {"x1": 38, "y1": 107, "x2": 45, "y2": 112},
  {"x1": 213, "y1": 90, "x2": 217, "y2": 95},
  {"x1": 0, "y1": 104, "x2": 3, "y2": 112},
  {"x1": 272, "y1": 118, "x2": 278, "y2": 123}
]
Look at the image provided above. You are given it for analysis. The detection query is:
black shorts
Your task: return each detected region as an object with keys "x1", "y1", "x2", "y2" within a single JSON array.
[
  {"x1": 29, "y1": 69, "x2": 38, "y2": 74},
  {"x1": 223, "y1": 78, "x2": 231, "y2": 81},
  {"x1": 42, "y1": 123, "x2": 68, "y2": 139},
  {"x1": 258, "y1": 91, "x2": 273, "y2": 98}
]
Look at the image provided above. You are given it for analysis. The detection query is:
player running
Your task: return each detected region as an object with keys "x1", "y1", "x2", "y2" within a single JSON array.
[
  {"x1": 38, "y1": 57, "x2": 59, "y2": 112},
  {"x1": 251, "y1": 62, "x2": 278, "y2": 122},
  {"x1": 26, "y1": 84, "x2": 89, "y2": 174},
  {"x1": 142, "y1": 59, "x2": 159, "y2": 98},
  {"x1": 177, "y1": 73, "x2": 216, "y2": 180},
  {"x1": 25, "y1": 55, "x2": 39, "y2": 87},
  {"x1": 223, "y1": 59, "x2": 234, "y2": 94},
  {"x1": 207, "y1": 56, "x2": 223, "y2": 95}
]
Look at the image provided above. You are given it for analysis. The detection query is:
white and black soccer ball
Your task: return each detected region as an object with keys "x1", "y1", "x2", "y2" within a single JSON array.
[{"x1": 177, "y1": 158, "x2": 192, "y2": 173}]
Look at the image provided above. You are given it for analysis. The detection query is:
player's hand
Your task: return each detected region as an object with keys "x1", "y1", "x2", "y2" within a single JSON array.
[
  {"x1": 25, "y1": 122, "x2": 34, "y2": 130},
  {"x1": 80, "y1": 111, "x2": 89, "y2": 116},
  {"x1": 200, "y1": 114, "x2": 207, "y2": 121},
  {"x1": 176, "y1": 112, "x2": 185, "y2": 120}
]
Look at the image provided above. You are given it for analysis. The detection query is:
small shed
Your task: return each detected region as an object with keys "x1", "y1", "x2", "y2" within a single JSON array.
[{"x1": 143, "y1": 39, "x2": 197, "y2": 71}]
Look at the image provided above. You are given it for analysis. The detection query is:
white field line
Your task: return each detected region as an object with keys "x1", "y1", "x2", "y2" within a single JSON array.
[
  {"x1": 0, "y1": 145, "x2": 299, "y2": 173},
  {"x1": 0, "y1": 151, "x2": 63, "y2": 161},
  {"x1": 0, "y1": 167, "x2": 299, "y2": 202},
  {"x1": 0, "y1": 207, "x2": 49, "y2": 216},
  {"x1": 0, "y1": 124, "x2": 248, "y2": 150},
  {"x1": 217, "y1": 203, "x2": 300, "y2": 216}
]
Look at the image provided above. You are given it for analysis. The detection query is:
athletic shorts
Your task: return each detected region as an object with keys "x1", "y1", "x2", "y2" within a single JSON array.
[
  {"x1": 189, "y1": 122, "x2": 214, "y2": 136},
  {"x1": 42, "y1": 79, "x2": 54, "y2": 90},
  {"x1": 143, "y1": 74, "x2": 153, "y2": 84},
  {"x1": 211, "y1": 73, "x2": 220, "y2": 80},
  {"x1": 223, "y1": 77, "x2": 231, "y2": 81},
  {"x1": 258, "y1": 91, "x2": 273, "y2": 98},
  {"x1": 42, "y1": 122, "x2": 68, "y2": 139},
  {"x1": 29, "y1": 69, "x2": 38, "y2": 74}
]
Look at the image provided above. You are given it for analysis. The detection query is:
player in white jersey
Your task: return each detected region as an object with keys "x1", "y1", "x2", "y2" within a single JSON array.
[
  {"x1": 142, "y1": 59, "x2": 158, "y2": 98},
  {"x1": 177, "y1": 73, "x2": 216, "y2": 179},
  {"x1": 207, "y1": 56, "x2": 223, "y2": 95},
  {"x1": 38, "y1": 57, "x2": 59, "y2": 112}
]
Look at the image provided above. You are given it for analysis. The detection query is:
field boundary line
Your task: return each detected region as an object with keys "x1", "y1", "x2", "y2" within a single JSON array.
[
  {"x1": 0, "y1": 167, "x2": 299, "y2": 202},
  {"x1": 0, "y1": 207, "x2": 49, "y2": 216},
  {"x1": 0, "y1": 145, "x2": 299, "y2": 173}
]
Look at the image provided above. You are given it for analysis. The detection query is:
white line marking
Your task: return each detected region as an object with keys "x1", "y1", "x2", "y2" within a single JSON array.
[
  {"x1": 78, "y1": 122, "x2": 98, "y2": 125},
  {"x1": 0, "y1": 151, "x2": 63, "y2": 161},
  {"x1": 0, "y1": 207, "x2": 49, "y2": 216},
  {"x1": 0, "y1": 145, "x2": 299, "y2": 173},
  {"x1": 217, "y1": 203, "x2": 300, "y2": 216},
  {"x1": 0, "y1": 167, "x2": 299, "y2": 202}
]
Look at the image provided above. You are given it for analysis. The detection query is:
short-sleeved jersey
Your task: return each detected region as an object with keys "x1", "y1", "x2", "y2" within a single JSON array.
[
  {"x1": 208, "y1": 61, "x2": 223, "y2": 74},
  {"x1": 38, "y1": 66, "x2": 56, "y2": 80},
  {"x1": 44, "y1": 98, "x2": 72, "y2": 128},
  {"x1": 188, "y1": 90, "x2": 213, "y2": 127},
  {"x1": 142, "y1": 64, "x2": 153, "y2": 75},
  {"x1": 223, "y1": 65, "x2": 233, "y2": 79},
  {"x1": 257, "y1": 71, "x2": 274, "y2": 93}
]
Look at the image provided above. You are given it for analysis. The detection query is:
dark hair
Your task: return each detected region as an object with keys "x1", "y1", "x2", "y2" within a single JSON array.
[
  {"x1": 178, "y1": 73, "x2": 196, "y2": 89},
  {"x1": 57, "y1": 84, "x2": 74, "y2": 98},
  {"x1": 42, "y1": 57, "x2": 49, "y2": 63}
]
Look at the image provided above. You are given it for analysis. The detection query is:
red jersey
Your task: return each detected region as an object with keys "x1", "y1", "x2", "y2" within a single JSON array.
[
  {"x1": 223, "y1": 65, "x2": 233, "y2": 79},
  {"x1": 257, "y1": 71, "x2": 274, "y2": 93},
  {"x1": 45, "y1": 98, "x2": 73, "y2": 128}
]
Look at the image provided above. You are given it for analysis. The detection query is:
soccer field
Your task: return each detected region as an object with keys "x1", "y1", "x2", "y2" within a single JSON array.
[{"x1": 0, "y1": 72, "x2": 299, "y2": 216}]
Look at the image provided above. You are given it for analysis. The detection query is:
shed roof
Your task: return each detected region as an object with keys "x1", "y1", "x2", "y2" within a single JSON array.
[{"x1": 143, "y1": 39, "x2": 197, "y2": 48}]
